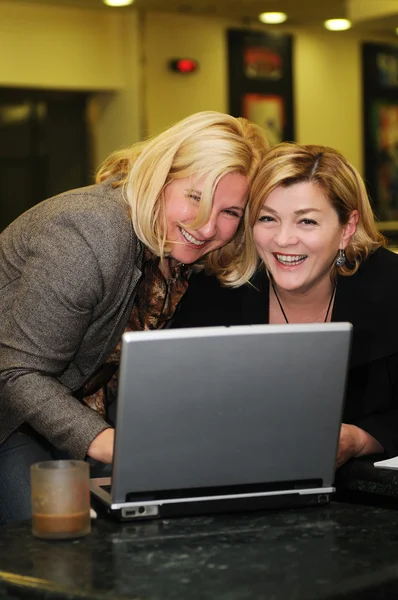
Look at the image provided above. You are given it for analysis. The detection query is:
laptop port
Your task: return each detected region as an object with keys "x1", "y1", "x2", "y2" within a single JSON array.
[{"x1": 121, "y1": 505, "x2": 159, "y2": 520}]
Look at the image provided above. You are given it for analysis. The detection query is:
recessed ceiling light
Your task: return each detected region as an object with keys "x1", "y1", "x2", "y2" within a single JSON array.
[
  {"x1": 103, "y1": 0, "x2": 134, "y2": 6},
  {"x1": 258, "y1": 12, "x2": 287, "y2": 25},
  {"x1": 324, "y1": 18, "x2": 352, "y2": 31}
]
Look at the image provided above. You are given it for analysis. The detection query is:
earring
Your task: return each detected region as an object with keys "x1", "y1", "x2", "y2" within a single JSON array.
[{"x1": 335, "y1": 249, "x2": 346, "y2": 267}]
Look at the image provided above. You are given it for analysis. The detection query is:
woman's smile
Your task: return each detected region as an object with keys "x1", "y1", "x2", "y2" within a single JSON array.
[
  {"x1": 179, "y1": 226, "x2": 207, "y2": 247},
  {"x1": 273, "y1": 252, "x2": 308, "y2": 268}
]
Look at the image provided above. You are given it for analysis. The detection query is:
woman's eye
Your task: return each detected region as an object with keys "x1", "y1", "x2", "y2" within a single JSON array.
[
  {"x1": 188, "y1": 193, "x2": 201, "y2": 202},
  {"x1": 223, "y1": 209, "x2": 241, "y2": 218},
  {"x1": 184, "y1": 189, "x2": 201, "y2": 202},
  {"x1": 258, "y1": 215, "x2": 275, "y2": 223},
  {"x1": 300, "y1": 218, "x2": 317, "y2": 226}
]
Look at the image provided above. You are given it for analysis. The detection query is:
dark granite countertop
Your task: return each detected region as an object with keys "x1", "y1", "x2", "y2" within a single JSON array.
[
  {"x1": 2, "y1": 500, "x2": 398, "y2": 600},
  {"x1": 335, "y1": 455, "x2": 398, "y2": 507},
  {"x1": 2, "y1": 458, "x2": 398, "y2": 600}
]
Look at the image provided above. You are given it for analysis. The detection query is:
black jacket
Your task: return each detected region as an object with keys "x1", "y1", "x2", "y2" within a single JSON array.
[{"x1": 173, "y1": 248, "x2": 398, "y2": 457}]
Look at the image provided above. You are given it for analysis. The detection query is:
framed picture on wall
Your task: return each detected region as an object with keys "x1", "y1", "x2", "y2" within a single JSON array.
[
  {"x1": 369, "y1": 100, "x2": 398, "y2": 221},
  {"x1": 243, "y1": 93, "x2": 285, "y2": 146},
  {"x1": 227, "y1": 29, "x2": 294, "y2": 144},
  {"x1": 363, "y1": 42, "x2": 398, "y2": 245},
  {"x1": 243, "y1": 46, "x2": 284, "y2": 80}
]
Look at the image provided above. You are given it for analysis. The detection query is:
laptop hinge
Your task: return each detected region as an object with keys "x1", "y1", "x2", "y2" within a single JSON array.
[{"x1": 111, "y1": 487, "x2": 335, "y2": 510}]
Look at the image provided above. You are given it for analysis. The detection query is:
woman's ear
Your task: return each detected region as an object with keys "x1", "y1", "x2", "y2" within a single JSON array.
[{"x1": 341, "y1": 210, "x2": 359, "y2": 248}]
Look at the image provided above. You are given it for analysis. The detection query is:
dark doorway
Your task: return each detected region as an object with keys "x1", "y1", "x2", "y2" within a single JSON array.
[{"x1": 0, "y1": 88, "x2": 91, "y2": 232}]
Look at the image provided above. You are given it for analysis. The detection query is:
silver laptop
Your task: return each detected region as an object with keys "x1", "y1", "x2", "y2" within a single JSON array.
[{"x1": 90, "y1": 323, "x2": 352, "y2": 520}]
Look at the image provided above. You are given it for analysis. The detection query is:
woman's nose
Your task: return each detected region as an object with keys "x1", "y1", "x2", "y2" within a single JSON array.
[
  {"x1": 196, "y1": 213, "x2": 217, "y2": 239},
  {"x1": 274, "y1": 225, "x2": 297, "y2": 247}
]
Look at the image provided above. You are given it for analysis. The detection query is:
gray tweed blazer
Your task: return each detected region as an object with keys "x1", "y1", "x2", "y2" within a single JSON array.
[{"x1": 0, "y1": 179, "x2": 143, "y2": 459}]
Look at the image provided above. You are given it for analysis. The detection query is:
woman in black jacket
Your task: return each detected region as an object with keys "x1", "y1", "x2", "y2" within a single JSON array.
[{"x1": 173, "y1": 143, "x2": 398, "y2": 469}]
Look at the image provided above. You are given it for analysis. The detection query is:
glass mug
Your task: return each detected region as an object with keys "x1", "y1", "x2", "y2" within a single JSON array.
[{"x1": 31, "y1": 460, "x2": 91, "y2": 540}]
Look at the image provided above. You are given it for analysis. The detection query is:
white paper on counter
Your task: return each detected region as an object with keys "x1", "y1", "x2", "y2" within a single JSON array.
[{"x1": 374, "y1": 456, "x2": 398, "y2": 469}]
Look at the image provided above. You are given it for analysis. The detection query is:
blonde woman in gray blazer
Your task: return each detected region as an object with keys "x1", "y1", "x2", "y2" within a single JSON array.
[{"x1": 0, "y1": 111, "x2": 268, "y2": 523}]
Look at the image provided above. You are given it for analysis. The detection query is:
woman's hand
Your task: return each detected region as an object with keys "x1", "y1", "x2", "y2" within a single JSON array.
[
  {"x1": 87, "y1": 428, "x2": 114, "y2": 464},
  {"x1": 337, "y1": 423, "x2": 383, "y2": 469}
]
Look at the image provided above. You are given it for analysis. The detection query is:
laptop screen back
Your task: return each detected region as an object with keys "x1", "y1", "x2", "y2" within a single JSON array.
[{"x1": 112, "y1": 324, "x2": 352, "y2": 503}]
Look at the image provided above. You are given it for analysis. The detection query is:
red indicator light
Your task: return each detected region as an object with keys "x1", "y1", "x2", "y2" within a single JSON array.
[
  {"x1": 169, "y1": 59, "x2": 198, "y2": 73},
  {"x1": 177, "y1": 59, "x2": 197, "y2": 72}
]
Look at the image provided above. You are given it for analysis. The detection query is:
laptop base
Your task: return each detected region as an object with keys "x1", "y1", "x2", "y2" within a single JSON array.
[{"x1": 91, "y1": 486, "x2": 333, "y2": 522}]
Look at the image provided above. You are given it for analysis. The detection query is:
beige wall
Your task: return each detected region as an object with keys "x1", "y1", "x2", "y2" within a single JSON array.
[
  {"x1": 90, "y1": 10, "x2": 143, "y2": 165},
  {"x1": 1, "y1": 2, "x2": 398, "y2": 176},
  {"x1": 0, "y1": 1, "x2": 142, "y2": 166},
  {"x1": 143, "y1": 12, "x2": 227, "y2": 135},
  {"x1": 142, "y1": 11, "x2": 398, "y2": 175},
  {"x1": 293, "y1": 29, "x2": 362, "y2": 168},
  {"x1": 0, "y1": 1, "x2": 125, "y2": 90}
]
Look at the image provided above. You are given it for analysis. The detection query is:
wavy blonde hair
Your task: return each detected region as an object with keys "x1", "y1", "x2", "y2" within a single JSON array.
[
  {"x1": 96, "y1": 111, "x2": 268, "y2": 286},
  {"x1": 246, "y1": 142, "x2": 386, "y2": 280}
]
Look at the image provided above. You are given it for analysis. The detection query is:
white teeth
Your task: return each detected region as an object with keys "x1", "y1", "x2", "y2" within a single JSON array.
[
  {"x1": 276, "y1": 253, "x2": 307, "y2": 265},
  {"x1": 180, "y1": 228, "x2": 206, "y2": 246}
]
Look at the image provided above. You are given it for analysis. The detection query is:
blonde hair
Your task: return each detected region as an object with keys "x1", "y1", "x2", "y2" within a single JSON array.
[
  {"x1": 96, "y1": 111, "x2": 268, "y2": 286},
  {"x1": 246, "y1": 142, "x2": 386, "y2": 280}
]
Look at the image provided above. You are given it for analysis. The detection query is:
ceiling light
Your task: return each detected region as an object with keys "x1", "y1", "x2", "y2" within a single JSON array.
[
  {"x1": 324, "y1": 18, "x2": 352, "y2": 31},
  {"x1": 103, "y1": 0, "x2": 134, "y2": 6},
  {"x1": 258, "y1": 12, "x2": 287, "y2": 25}
]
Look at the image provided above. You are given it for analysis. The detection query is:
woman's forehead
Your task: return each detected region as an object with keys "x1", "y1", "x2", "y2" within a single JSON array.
[{"x1": 264, "y1": 181, "x2": 330, "y2": 206}]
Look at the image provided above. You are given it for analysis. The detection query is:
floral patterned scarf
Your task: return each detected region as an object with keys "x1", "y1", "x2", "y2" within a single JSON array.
[{"x1": 78, "y1": 248, "x2": 191, "y2": 417}]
